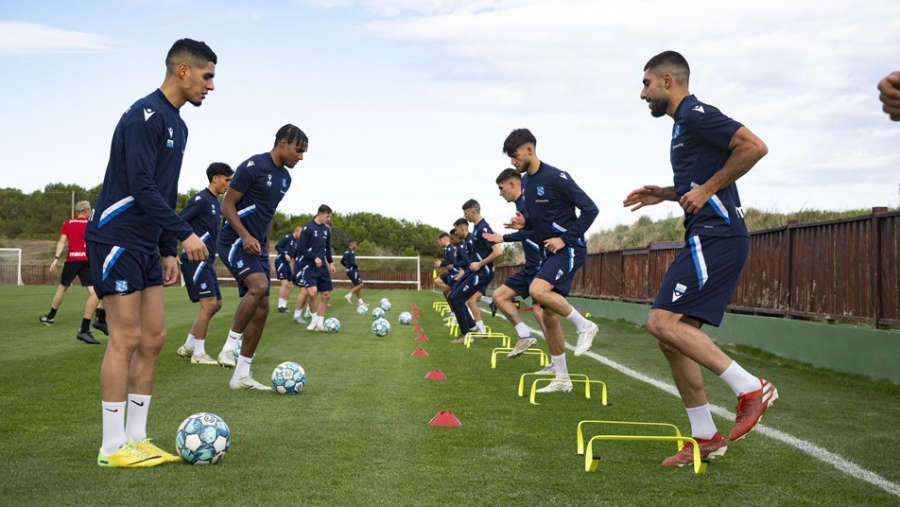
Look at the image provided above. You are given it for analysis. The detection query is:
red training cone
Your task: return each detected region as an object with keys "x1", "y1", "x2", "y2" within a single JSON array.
[
  {"x1": 414, "y1": 326, "x2": 424, "y2": 332},
  {"x1": 415, "y1": 334, "x2": 428, "y2": 342},
  {"x1": 428, "y1": 411, "x2": 461, "y2": 427},
  {"x1": 425, "y1": 370, "x2": 446, "y2": 380},
  {"x1": 411, "y1": 348, "x2": 429, "y2": 357}
]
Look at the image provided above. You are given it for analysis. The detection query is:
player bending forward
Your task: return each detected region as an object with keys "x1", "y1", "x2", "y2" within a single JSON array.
[
  {"x1": 503, "y1": 128, "x2": 600, "y2": 393},
  {"x1": 626, "y1": 50, "x2": 774, "y2": 467},
  {"x1": 176, "y1": 162, "x2": 233, "y2": 364},
  {"x1": 216, "y1": 124, "x2": 308, "y2": 389}
]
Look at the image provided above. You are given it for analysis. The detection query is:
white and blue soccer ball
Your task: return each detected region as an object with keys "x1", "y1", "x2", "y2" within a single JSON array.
[
  {"x1": 398, "y1": 312, "x2": 412, "y2": 325},
  {"x1": 356, "y1": 304, "x2": 369, "y2": 316},
  {"x1": 271, "y1": 361, "x2": 306, "y2": 394},
  {"x1": 175, "y1": 412, "x2": 231, "y2": 465},
  {"x1": 380, "y1": 298, "x2": 392, "y2": 311},
  {"x1": 371, "y1": 307, "x2": 385, "y2": 320},
  {"x1": 324, "y1": 317, "x2": 341, "y2": 333},
  {"x1": 371, "y1": 318, "x2": 391, "y2": 337},
  {"x1": 231, "y1": 339, "x2": 242, "y2": 361}
]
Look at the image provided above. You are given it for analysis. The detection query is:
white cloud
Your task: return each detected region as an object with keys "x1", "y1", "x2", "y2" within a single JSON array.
[{"x1": 0, "y1": 22, "x2": 115, "y2": 55}]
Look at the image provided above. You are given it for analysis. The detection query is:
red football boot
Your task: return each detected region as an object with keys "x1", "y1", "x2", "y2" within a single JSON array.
[
  {"x1": 729, "y1": 378, "x2": 778, "y2": 441},
  {"x1": 661, "y1": 432, "x2": 728, "y2": 467}
]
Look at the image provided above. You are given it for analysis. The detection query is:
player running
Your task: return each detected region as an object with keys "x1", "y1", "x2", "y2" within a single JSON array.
[
  {"x1": 432, "y1": 232, "x2": 457, "y2": 298},
  {"x1": 216, "y1": 124, "x2": 308, "y2": 389},
  {"x1": 625, "y1": 50, "x2": 774, "y2": 467},
  {"x1": 447, "y1": 201, "x2": 502, "y2": 343},
  {"x1": 175, "y1": 162, "x2": 233, "y2": 365},
  {"x1": 85, "y1": 39, "x2": 216, "y2": 467},
  {"x1": 503, "y1": 128, "x2": 600, "y2": 393},
  {"x1": 292, "y1": 205, "x2": 336, "y2": 332},
  {"x1": 275, "y1": 226, "x2": 301, "y2": 313},
  {"x1": 341, "y1": 240, "x2": 365, "y2": 306},
  {"x1": 39, "y1": 200, "x2": 107, "y2": 344}
]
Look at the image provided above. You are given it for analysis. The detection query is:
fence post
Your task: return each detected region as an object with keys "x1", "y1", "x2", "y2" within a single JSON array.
[
  {"x1": 871, "y1": 207, "x2": 887, "y2": 327},
  {"x1": 785, "y1": 221, "x2": 796, "y2": 319}
]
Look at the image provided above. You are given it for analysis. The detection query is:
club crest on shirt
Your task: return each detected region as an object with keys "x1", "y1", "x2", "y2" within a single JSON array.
[
  {"x1": 536, "y1": 186, "x2": 545, "y2": 197},
  {"x1": 167, "y1": 127, "x2": 174, "y2": 138},
  {"x1": 267, "y1": 174, "x2": 273, "y2": 187},
  {"x1": 672, "y1": 282, "x2": 687, "y2": 302}
]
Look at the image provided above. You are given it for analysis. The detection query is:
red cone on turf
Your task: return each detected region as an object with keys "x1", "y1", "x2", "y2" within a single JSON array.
[
  {"x1": 415, "y1": 334, "x2": 428, "y2": 342},
  {"x1": 414, "y1": 326, "x2": 423, "y2": 332},
  {"x1": 412, "y1": 348, "x2": 429, "y2": 357},
  {"x1": 425, "y1": 370, "x2": 446, "y2": 380},
  {"x1": 428, "y1": 411, "x2": 461, "y2": 427}
]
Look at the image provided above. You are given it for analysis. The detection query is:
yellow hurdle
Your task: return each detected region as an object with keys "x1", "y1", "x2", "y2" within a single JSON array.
[
  {"x1": 464, "y1": 332, "x2": 510, "y2": 349},
  {"x1": 448, "y1": 322, "x2": 459, "y2": 337},
  {"x1": 432, "y1": 301, "x2": 449, "y2": 312},
  {"x1": 490, "y1": 347, "x2": 548, "y2": 369},
  {"x1": 576, "y1": 420, "x2": 707, "y2": 475},
  {"x1": 529, "y1": 376, "x2": 607, "y2": 406}
]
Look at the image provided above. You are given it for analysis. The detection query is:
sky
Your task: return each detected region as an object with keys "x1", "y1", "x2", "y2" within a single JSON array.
[{"x1": 1, "y1": 0, "x2": 898, "y2": 239}]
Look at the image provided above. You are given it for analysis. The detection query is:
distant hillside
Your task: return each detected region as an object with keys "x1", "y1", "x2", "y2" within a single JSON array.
[{"x1": 588, "y1": 207, "x2": 891, "y2": 252}]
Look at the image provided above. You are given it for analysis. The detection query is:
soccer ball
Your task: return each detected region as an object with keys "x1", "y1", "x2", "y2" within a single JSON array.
[
  {"x1": 371, "y1": 318, "x2": 391, "y2": 337},
  {"x1": 324, "y1": 317, "x2": 341, "y2": 333},
  {"x1": 398, "y1": 312, "x2": 412, "y2": 325},
  {"x1": 271, "y1": 361, "x2": 306, "y2": 394},
  {"x1": 356, "y1": 304, "x2": 368, "y2": 316},
  {"x1": 380, "y1": 298, "x2": 392, "y2": 311},
  {"x1": 175, "y1": 412, "x2": 231, "y2": 465},
  {"x1": 371, "y1": 307, "x2": 385, "y2": 320}
]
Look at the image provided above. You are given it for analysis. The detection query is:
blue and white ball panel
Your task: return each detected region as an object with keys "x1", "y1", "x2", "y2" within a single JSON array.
[
  {"x1": 271, "y1": 361, "x2": 306, "y2": 394},
  {"x1": 651, "y1": 234, "x2": 749, "y2": 327},
  {"x1": 533, "y1": 245, "x2": 586, "y2": 297},
  {"x1": 175, "y1": 412, "x2": 231, "y2": 465},
  {"x1": 86, "y1": 241, "x2": 163, "y2": 298},
  {"x1": 180, "y1": 259, "x2": 221, "y2": 302}
]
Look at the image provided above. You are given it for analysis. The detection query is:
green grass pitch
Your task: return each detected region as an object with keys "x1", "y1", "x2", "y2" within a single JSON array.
[{"x1": 0, "y1": 285, "x2": 898, "y2": 505}]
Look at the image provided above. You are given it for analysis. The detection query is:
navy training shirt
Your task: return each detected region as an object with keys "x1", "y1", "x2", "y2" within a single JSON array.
[
  {"x1": 341, "y1": 248, "x2": 357, "y2": 270},
  {"x1": 274, "y1": 232, "x2": 295, "y2": 260},
  {"x1": 468, "y1": 219, "x2": 497, "y2": 273},
  {"x1": 520, "y1": 161, "x2": 598, "y2": 247},
  {"x1": 220, "y1": 153, "x2": 291, "y2": 255},
  {"x1": 295, "y1": 220, "x2": 333, "y2": 266},
  {"x1": 178, "y1": 188, "x2": 220, "y2": 262},
  {"x1": 670, "y1": 95, "x2": 748, "y2": 238},
  {"x1": 454, "y1": 239, "x2": 470, "y2": 271},
  {"x1": 502, "y1": 196, "x2": 541, "y2": 274},
  {"x1": 85, "y1": 89, "x2": 194, "y2": 256},
  {"x1": 440, "y1": 244, "x2": 456, "y2": 269}
]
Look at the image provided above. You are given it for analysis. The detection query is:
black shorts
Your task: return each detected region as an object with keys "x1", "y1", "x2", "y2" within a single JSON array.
[{"x1": 60, "y1": 260, "x2": 92, "y2": 287}]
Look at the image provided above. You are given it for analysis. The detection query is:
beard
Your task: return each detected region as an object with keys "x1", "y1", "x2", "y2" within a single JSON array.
[{"x1": 649, "y1": 96, "x2": 668, "y2": 117}]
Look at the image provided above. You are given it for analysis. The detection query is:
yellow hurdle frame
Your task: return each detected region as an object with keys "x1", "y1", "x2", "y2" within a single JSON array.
[
  {"x1": 529, "y1": 376, "x2": 607, "y2": 406},
  {"x1": 489, "y1": 347, "x2": 548, "y2": 369},
  {"x1": 576, "y1": 420, "x2": 707, "y2": 474},
  {"x1": 464, "y1": 331, "x2": 509, "y2": 349}
]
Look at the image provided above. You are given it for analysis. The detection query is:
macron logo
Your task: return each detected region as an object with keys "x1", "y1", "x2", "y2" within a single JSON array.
[
  {"x1": 247, "y1": 160, "x2": 255, "y2": 167},
  {"x1": 692, "y1": 105, "x2": 705, "y2": 114},
  {"x1": 143, "y1": 108, "x2": 155, "y2": 121}
]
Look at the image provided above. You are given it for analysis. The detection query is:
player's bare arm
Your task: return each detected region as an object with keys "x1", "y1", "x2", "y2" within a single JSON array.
[
  {"x1": 221, "y1": 188, "x2": 261, "y2": 255},
  {"x1": 162, "y1": 256, "x2": 179, "y2": 286},
  {"x1": 543, "y1": 237, "x2": 564, "y2": 253},
  {"x1": 49, "y1": 233, "x2": 68, "y2": 273},
  {"x1": 504, "y1": 211, "x2": 526, "y2": 230},
  {"x1": 482, "y1": 231, "x2": 504, "y2": 243},
  {"x1": 679, "y1": 126, "x2": 768, "y2": 214},
  {"x1": 471, "y1": 243, "x2": 503, "y2": 271},
  {"x1": 623, "y1": 185, "x2": 678, "y2": 211}
]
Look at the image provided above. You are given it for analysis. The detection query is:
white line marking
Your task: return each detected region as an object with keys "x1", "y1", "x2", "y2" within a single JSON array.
[{"x1": 477, "y1": 304, "x2": 900, "y2": 498}]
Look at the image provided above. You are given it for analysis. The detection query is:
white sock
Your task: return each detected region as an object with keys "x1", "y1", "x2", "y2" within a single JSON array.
[
  {"x1": 192, "y1": 338, "x2": 206, "y2": 357},
  {"x1": 233, "y1": 355, "x2": 253, "y2": 380},
  {"x1": 125, "y1": 394, "x2": 151, "y2": 442},
  {"x1": 719, "y1": 361, "x2": 760, "y2": 396},
  {"x1": 345, "y1": 292, "x2": 352, "y2": 299},
  {"x1": 686, "y1": 404, "x2": 717, "y2": 439},
  {"x1": 358, "y1": 298, "x2": 364, "y2": 305},
  {"x1": 475, "y1": 320, "x2": 485, "y2": 333},
  {"x1": 480, "y1": 295, "x2": 493, "y2": 304},
  {"x1": 183, "y1": 333, "x2": 196, "y2": 351},
  {"x1": 317, "y1": 315, "x2": 325, "y2": 325},
  {"x1": 551, "y1": 353, "x2": 568, "y2": 379},
  {"x1": 293, "y1": 309, "x2": 302, "y2": 319},
  {"x1": 566, "y1": 308, "x2": 592, "y2": 331},
  {"x1": 514, "y1": 322, "x2": 531, "y2": 339},
  {"x1": 223, "y1": 329, "x2": 242, "y2": 352},
  {"x1": 100, "y1": 401, "x2": 127, "y2": 455},
  {"x1": 278, "y1": 298, "x2": 287, "y2": 308}
]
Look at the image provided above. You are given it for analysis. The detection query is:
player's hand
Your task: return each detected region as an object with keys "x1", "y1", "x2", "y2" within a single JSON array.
[
  {"x1": 329, "y1": 263, "x2": 336, "y2": 274},
  {"x1": 878, "y1": 71, "x2": 900, "y2": 121},
  {"x1": 679, "y1": 185, "x2": 712, "y2": 214},
  {"x1": 543, "y1": 237, "x2": 564, "y2": 254},
  {"x1": 433, "y1": 259, "x2": 441, "y2": 268},
  {"x1": 623, "y1": 185, "x2": 666, "y2": 211},
  {"x1": 504, "y1": 211, "x2": 525, "y2": 230},
  {"x1": 482, "y1": 231, "x2": 504, "y2": 243},
  {"x1": 162, "y1": 256, "x2": 179, "y2": 286},
  {"x1": 453, "y1": 270, "x2": 464, "y2": 280},
  {"x1": 182, "y1": 233, "x2": 209, "y2": 262},
  {"x1": 315, "y1": 257, "x2": 323, "y2": 268},
  {"x1": 469, "y1": 261, "x2": 483, "y2": 272},
  {"x1": 240, "y1": 234, "x2": 261, "y2": 256},
  {"x1": 49, "y1": 258, "x2": 58, "y2": 273}
]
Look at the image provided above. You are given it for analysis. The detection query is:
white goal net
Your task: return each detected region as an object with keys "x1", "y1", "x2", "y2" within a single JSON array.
[{"x1": 0, "y1": 248, "x2": 24, "y2": 286}]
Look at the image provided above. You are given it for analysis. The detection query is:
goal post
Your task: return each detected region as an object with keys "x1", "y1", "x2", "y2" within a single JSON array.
[{"x1": 0, "y1": 248, "x2": 24, "y2": 286}]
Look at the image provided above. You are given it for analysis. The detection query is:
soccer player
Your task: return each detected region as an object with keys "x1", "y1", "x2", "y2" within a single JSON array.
[
  {"x1": 275, "y1": 226, "x2": 301, "y2": 312},
  {"x1": 503, "y1": 128, "x2": 600, "y2": 394},
  {"x1": 878, "y1": 71, "x2": 900, "y2": 121},
  {"x1": 341, "y1": 240, "x2": 365, "y2": 306},
  {"x1": 216, "y1": 124, "x2": 308, "y2": 389},
  {"x1": 447, "y1": 201, "x2": 502, "y2": 343},
  {"x1": 39, "y1": 200, "x2": 104, "y2": 344},
  {"x1": 482, "y1": 169, "x2": 547, "y2": 357},
  {"x1": 292, "y1": 205, "x2": 336, "y2": 331},
  {"x1": 175, "y1": 162, "x2": 233, "y2": 365},
  {"x1": 624, "y1": 50, "x2": 774, "y2": 467},
  {"x1": 432, "y1": 232, "x2": 457, "y2": 297},
  {"x1": 85, "y1": 39, "x2": 216, "y2": 467}
]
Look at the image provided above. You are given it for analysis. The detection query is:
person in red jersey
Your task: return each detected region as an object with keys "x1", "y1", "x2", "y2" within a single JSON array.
[{"x1": 39, "y1": 200, "x2": 107, "y2": 344}]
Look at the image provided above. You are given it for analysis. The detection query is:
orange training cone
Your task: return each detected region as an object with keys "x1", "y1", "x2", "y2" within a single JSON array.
[
  {"x1": 428, "y1": 411, "x2": 461, "y2": 427},
  {"x1": 425, "y1": 370, "x2": 446, "y2": 380},
  {"x1": 412, "y1": 348, "x2": 429, "y2": 357},
  {"x1": 414, "y1": 326, "x2": 424, "y2": 332},
  {"x1": 415, "y1": 334, "x2": 428, "y2": 342}
]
